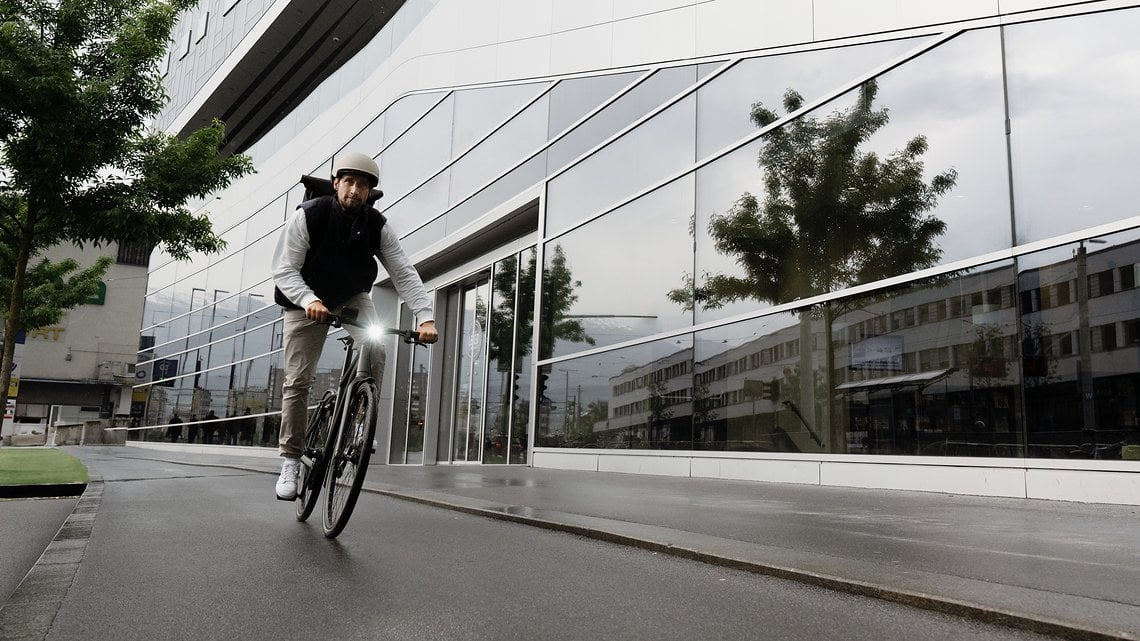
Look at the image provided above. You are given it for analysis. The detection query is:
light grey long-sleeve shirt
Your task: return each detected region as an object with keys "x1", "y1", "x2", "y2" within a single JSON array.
[{"x1": 270, "y1": 207, "x2": 434, "y2": 323}]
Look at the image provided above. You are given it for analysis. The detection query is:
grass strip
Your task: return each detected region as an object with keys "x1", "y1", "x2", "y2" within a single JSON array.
[{"x1": 0, "y1": 449, "x2": 89, "y2": 486}]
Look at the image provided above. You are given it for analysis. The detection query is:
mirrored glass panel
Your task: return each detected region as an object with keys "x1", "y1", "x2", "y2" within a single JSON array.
[
  {"x1": 485, "y1": 253, "x2": 519, "y2": 464},
  {"x1": 511, "y1": 247, "x2": 537, "y2": 463},
  {"x1": 696, "y1": 36, "x2": 928, "y2": 159},
  {"x1": 382, "y1": 91, "x2": 447, "y2": 145},
  {"x1": 541, "y1": 176, "x2": 695, "y2": 360},
  {"x1": 378, "y1": 95, "x2": 454, "y2": 206},
  {"x1": 1018, "y1": 230, "x2": 1140, "y2": 460},
  {"x1": 536, "y1": 335, "x2": 694, "y2": 449},
  {"x1": 1006, "y1": 8, "x2": 1140, "y2": 244},
  {"x1": 451, "y1": 82, "x2": 548, "y2": 158},
  {"x1": 348, "y1": 113, "x2": 385, "y2": 157},
  {"x1": 546, "y1": 94, "x2": 696, "y2": 235},
  {"x1": 546, "y1": 66, "x2": 699, "y2": 177},
  {"x1": 383, "y1": 170, "x2": 449, "y2": 244},
  {"x1": 449, "y1": 95, "x2": 549, "y2": 205},
  {"x1": 547, "y1": 71, "x2": 642, "y2": 136},
  {"x1": 690, "y1": 29, "x2": 1009, "y2": 326},
  {"x1": 446, "y1": 154, "x2": 545, "y2": 232},
  {"x1": 543, "y1": 256, "x2": 1055, "y2": 457}
]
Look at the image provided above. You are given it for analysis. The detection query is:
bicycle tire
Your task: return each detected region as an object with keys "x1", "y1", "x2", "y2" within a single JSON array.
[
  {"x1": 322, "y1": 380, "x2": 378, "y2": 538},
  {"x1": 295, "y1": 392, "x2": 336, "y2": 522}
]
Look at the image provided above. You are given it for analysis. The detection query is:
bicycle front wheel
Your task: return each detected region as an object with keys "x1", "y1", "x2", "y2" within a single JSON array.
[
  {"x1": 322, "y1": 380, "x2": 377, "y2": 538},
  {"x1": 296, "y1": 392, "x2": 336, "y2": 522}
]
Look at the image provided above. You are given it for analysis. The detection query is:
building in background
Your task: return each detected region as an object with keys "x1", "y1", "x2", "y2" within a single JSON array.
[
  {"x1": 2, "y1": 242, "x2": 149, "y2": 444},
  {"x1": 138, "y1": 0, "x2": 1140, "y2": 503}
]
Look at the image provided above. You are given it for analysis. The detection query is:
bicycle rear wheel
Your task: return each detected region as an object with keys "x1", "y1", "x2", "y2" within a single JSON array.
[
  {"x1": 322, "y1": 380, "x2": 377, "y2": 538},
  {"x1": 296, "y1": 392, "x2": 336, "y2": 521}
]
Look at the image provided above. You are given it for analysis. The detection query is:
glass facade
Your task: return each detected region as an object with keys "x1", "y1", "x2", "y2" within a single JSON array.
[{"x1": 138, "y1": 3, "x2": 1140, "y2": 470}]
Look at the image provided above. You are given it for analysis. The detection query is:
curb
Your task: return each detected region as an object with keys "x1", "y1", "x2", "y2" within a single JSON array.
[
  {"x1": 0, "y1": 476, "x2": 102, "y2": 641},
  {"x1": 0, "y1": 484, "x2": 87, "y2": 500},
  {"x1": 364, "y1": 485, "x2": 1136, "y2": 641}
]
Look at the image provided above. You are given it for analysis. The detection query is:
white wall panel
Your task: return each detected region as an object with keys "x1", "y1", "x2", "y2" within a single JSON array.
[
  {"x1": 496, "y1": 34, "x2": 552, "y2": 81},
  {"x1": 1026, "y1": 469, "x2": 1140, "y2": 505},
  {"x1": 552, "y1": 0, "x2": 613, "y2": 31},
  {"x1": 533, "y1": 450, "x2": 600, "y2": 470},
  {"x1": 998, "y1": 0, "x2": 1094, "y2": 13},
  {"x1": 812, "y1": 0, "x2": 1000, "y2": 41},
  {"x1": 498, "y1": 0, "x2": 554, "y2": 41},
  {"x1": 613, "y1": 0, "x2": 694, "y2": 21},
  {"x1": 413, "y1": 0, "x2": 460, "y2": 54},
  {"x1": 599, "y1": 454, "x2": 691, "y2": 476},
  {"x1": 611, "y1": 3, "x2": 697, "y2": 68},
  {"x1": 820, "y1": 462, "x2": 1027, "y2": 498},
  {"x1": 550, "y1": 22, "x2": 615, "y2": 75},
  {"x1": 694, "y1": 0, "x2": 813, "y2": 57},
  {"x1": 690, "y1": 457, "x2": 820, "y2": 485}
]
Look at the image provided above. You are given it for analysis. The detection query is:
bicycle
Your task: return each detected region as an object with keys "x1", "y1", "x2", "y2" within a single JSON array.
[{"x1": 294, "y1": 312, "x2": 427, "y2": 538}]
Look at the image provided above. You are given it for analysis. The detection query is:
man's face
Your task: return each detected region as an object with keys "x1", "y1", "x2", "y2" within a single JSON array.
[{"x1": 333, "y1": 172, "x2": 373, "y2": 212}]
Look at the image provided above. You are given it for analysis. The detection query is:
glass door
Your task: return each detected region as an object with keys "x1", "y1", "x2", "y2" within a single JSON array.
[
  {"x1": 452, "y1": 278, "x2": 491, "y2": 462},
  {"x1": 438, "y1": 246, "x2": 536, "y2": 465}
]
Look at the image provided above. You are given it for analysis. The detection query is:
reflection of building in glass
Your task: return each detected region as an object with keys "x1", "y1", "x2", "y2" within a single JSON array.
[
  {"x1": 583, "y1": 241, "x2": 1140, "y2": 460},
  {"x1": 142, "y1": 0, "x2": 1140, "y2": 501}
]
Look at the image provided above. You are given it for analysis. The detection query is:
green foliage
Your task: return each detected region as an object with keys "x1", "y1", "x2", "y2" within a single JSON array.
[
  {"x1": 0, "y1": 0, "x2": 251, "y2": 257},
  {"x1": 0, "y1": 0, "x2": 253, "y2": 408},
  {"x1": 668, "y1": 80, "x2": 957, "y2": 311},
  {"x1": 0, "y1": 251, "x2": 114, "y2": 328}
]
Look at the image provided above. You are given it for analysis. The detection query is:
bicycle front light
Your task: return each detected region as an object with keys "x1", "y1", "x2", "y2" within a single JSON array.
[{"x1": 366, "y1": 324, "x2": 386, "y2": 341}]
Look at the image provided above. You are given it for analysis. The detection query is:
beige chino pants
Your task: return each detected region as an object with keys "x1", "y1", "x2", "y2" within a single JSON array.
[{"x1": 278, "y1": 292, "x2": 380, "y2": 458}]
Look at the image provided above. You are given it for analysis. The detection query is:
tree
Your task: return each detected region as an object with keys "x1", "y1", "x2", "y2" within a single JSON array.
[
  {"x1": 0, "y1": 0, "x2": 253, "y2": 413},
  {"x1": 669, "y1": 80, "x2": 957, "y2": 451}
]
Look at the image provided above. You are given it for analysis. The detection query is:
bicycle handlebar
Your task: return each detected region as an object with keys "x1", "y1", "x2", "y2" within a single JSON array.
[{"x1": 327, "y1": 314, "x2": 427, "y2": 346}]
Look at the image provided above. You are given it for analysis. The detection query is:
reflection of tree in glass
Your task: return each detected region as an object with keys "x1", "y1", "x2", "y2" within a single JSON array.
[
  {"x1": 490, "y1": 245, "x2": 595, "y2": 363},
  {"x1": 491, "y1": 245, "x2": 595, "y2": 447},
  {"x1": 671, "y1": 80, "x2": 958, "y2": 452},
  {"x1": 540, "y1": 245, "x2": 595, "y2": 358}
]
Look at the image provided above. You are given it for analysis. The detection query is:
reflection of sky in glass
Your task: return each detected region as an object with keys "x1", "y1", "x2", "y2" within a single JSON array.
[
  {"x1": 546, "y1": 177, "x2": 695, "y2": 359},
  {"x1": 692, "y1": 28, "x2": 1009, "y2": 326},
  {"x1": 1006, "y1": 8, "x2": 1140, "y2": 243},
  {"x1": 697, "y1": 36, "x2": 928, "y2": 159},
  {"x1": 865, "y1": 27, "x2": 1010, "y2": 258}
]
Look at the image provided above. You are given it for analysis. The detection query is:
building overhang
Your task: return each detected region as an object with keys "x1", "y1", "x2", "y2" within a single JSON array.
[{"x1": 175, "y1": 0, "x2": 406, "y2": 156}]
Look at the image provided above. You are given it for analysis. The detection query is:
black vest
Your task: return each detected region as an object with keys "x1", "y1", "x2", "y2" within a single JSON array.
[{"x1": 273, "y1": 196, "x2": 387, "y2": 311}]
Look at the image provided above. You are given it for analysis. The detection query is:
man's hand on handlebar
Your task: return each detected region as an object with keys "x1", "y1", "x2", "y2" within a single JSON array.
[
  {"x1": 306, "y1": 300, "x2": 331, "y2": 323},
  {"x1": 417, "y1": 320, "x2": 438, "y2": 344}
]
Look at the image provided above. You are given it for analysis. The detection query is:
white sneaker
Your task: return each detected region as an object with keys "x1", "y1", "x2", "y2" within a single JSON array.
[{"x1": 275, "y1": 458, "x2": 300, "y2": 501}]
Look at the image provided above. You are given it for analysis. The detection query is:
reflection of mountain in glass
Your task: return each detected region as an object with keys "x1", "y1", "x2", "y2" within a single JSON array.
[{"x1": 670, "y1": 80, "x2": 957, "y2": 309}]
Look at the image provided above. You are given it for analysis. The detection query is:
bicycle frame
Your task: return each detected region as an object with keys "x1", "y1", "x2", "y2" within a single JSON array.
[{"x1": 296, "y1": 314, "x2": 425, "y2": 537}]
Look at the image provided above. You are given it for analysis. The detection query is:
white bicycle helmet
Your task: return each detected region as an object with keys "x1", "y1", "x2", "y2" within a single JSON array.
[{"x1": 331, "y1": 152, "x2": 380, "y2": 187}]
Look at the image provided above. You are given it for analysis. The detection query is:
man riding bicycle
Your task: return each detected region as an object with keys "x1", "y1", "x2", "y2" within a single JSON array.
[{"x1": 270, "y1": 151, "x2": 438, "y2": 501}]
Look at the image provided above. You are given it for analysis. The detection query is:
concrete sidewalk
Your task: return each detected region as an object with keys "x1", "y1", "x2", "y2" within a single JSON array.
[{"x1": 11, "y1": 445, "x2": 1140, "y2": 640}]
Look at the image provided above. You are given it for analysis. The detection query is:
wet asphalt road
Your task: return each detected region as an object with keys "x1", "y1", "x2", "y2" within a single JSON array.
[
  {"x1": 0, "y1": 497, "x2": 78, "y2": 605},
  {"x1": 23, "y1": 454, "x2": 1059, "y2": 641}
]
